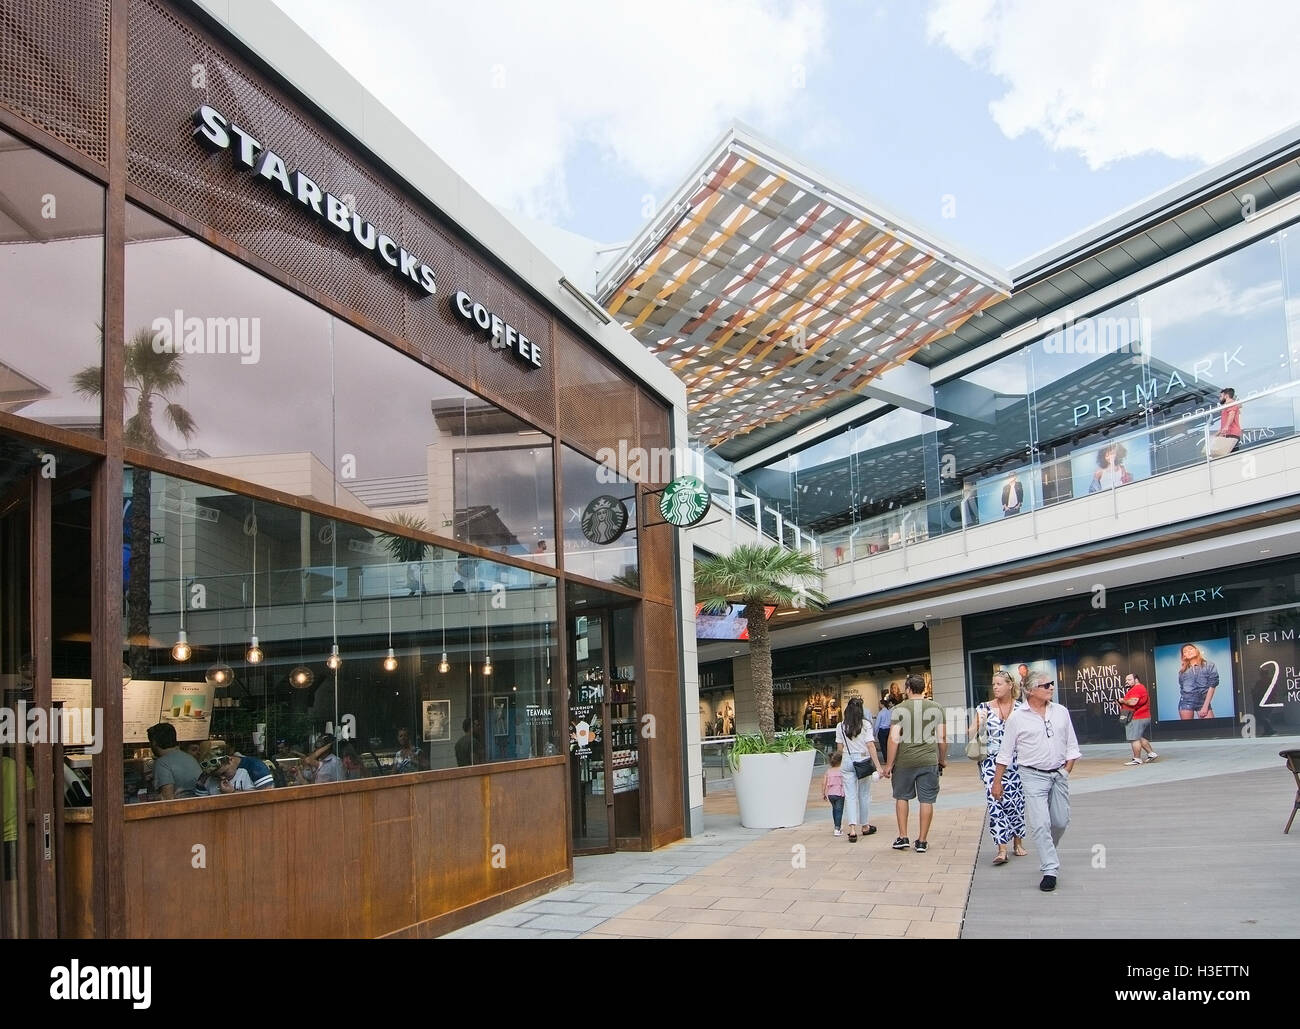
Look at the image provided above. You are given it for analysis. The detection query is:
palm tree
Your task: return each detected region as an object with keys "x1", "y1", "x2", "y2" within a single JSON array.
[
  {"x1": 695, "y1": 544, "x2": 827, "y2": 740},
  {"x1": 75, "y1": 326, "x2": 197, "y2": 676}
]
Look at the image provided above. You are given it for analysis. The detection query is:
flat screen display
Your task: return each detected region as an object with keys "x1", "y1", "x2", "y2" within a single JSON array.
[{"x1": 695, "y1": 603, "x2": 775, "y2": 640}]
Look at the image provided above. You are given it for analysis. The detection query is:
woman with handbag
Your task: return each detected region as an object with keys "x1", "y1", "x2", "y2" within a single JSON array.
[
  {"x1": 834, "y1": 697, "x2": 881, "y2": 843},
  {"x1": 968, "y1": 671, "x2": 1028, "y2": 866}
]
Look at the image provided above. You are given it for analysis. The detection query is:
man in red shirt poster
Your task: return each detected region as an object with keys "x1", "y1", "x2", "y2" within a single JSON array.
[{"x1": 1210, "y1": 386, "x2": 1242, "y2": 458}]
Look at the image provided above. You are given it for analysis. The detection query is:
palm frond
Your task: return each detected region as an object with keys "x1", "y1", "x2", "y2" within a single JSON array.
[{"x1": 72, "y1": 365, "x2": 103, "y2": 398}]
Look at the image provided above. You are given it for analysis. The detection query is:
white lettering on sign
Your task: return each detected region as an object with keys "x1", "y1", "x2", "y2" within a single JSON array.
[
  {"x1": 452, "y1": 290, "x2": 543, "y2": 371},
  {"x1": 193, "y1": 105, "x2": 437, "y2": 297}
]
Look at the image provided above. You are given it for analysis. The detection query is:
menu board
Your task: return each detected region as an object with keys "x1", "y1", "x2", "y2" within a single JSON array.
[
  {"x1": 51, "y1": 678, "x2": 164, "y2": 746},
  {"x1": 50, "y1": 678, "x2": 212, "y2": 746},
  {"x1": 159, "y1": 681, "x2": 216, "y2": 742}
]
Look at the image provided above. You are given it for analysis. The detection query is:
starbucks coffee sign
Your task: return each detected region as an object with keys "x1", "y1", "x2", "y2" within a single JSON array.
[
  {"x1": 659, "y1": 476, "x2": 711, "y2": 527},
  {"x1": 193, "y1": 105, "x2": 438, "y2": 296},
  {"x1": 580, "y1": 495, "x2": 629, "y2": 544}
]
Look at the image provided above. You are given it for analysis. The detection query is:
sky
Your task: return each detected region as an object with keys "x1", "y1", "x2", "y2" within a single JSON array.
[{"x1": 269, "y1": 0, "x2": 1300, "y2": 273}]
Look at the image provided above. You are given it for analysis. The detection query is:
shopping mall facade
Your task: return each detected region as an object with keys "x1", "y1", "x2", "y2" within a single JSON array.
[
  {"x1": 0, "y1": 0, "x2": 695, "y2": 938},
  {"x1": 591, "y1": 120, "x2": 1300, "y2": 767},
  {"x1": 8, "y1": 0, "x2": 1300, "y2": 941}
]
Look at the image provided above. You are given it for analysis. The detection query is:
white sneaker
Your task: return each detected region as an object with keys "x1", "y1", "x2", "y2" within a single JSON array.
[
  {"x1": 1124, "y1": 758, "x2": 1143, "y2": 766},
  {"x1": 1146, "y1": 752, "x2": 1158, "y2": 761},
  {"x1": 834, "y1": 829, "x2": 843, "y2": 836}
]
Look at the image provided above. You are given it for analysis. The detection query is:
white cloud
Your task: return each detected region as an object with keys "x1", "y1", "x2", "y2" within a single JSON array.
[
  {"x1": 271, "y1": 0, "x2": 827, "y2": 220},
  {"x1": 926, "y1": 0, "x2": 1300, "y2": 169}
]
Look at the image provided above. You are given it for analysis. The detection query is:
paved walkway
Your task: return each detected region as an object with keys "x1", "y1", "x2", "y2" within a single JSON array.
[{"x1": 444, "y1": 735, "x2": 1300, "y2": 939}]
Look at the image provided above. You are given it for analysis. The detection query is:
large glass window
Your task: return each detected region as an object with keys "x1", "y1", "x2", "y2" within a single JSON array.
[
  {"x1": 124, "y1": 204, "x2": 334, "y2": 482},
  {"x1": 332, "y1": 320, "x2": 556, "y2": 566},
  {"x1": 561, "y1": 446, "x2": 638, "y2": 587},
  {"x1": 0, "y1": 129, "x2": 104, "y2": 434},
  {"x1": 124, "y1": 466, "x2": 558, "y2": 800}
]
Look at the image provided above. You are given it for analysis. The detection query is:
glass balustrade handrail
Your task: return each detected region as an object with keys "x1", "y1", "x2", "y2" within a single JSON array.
[{"x1": 814, "y1": 380, "x2": 1300, "y2": 563}]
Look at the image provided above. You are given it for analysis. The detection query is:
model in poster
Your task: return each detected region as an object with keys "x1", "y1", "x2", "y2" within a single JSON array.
[
  {"x1": 1209, "y1": 386, "x2": 1242, "y2": 458},
  {"x1": 1177, "y1": 644, "x2": 1218, "y2": 718},
  {"x1": 1086, "y1": 442, "x2": 1133, "y2": 493},
  {"x1": 1001, "y1": 470, "x2": 1024, "y2": 517}
]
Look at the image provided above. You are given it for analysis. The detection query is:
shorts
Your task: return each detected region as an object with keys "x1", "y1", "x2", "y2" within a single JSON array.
[
  {"x1": 1178, "y1": 694, "x2": 1209, "y2": 712},
  {"x1": 1125, "y1": 717, "x2": 1151, "y2": 742},
  {"x1": 891, "y1": 764, "x2": 940, "y2": 803}
]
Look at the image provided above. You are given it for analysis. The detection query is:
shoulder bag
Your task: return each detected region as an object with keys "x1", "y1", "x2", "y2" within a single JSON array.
[
  {"x1": 1119, "y1": 707, "x2": 1134, "y2": 725},
  {"x1": 845, "y1": 728, "x2": 875, "y2": 777},
  {"x1": 966, "y1": 705, "x2": 989, "y2": 761}
]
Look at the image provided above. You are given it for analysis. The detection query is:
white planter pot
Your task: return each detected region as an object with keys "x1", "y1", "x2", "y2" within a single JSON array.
[{"x1": 732, "y1": 749, "x2": 817, "y2": 829}]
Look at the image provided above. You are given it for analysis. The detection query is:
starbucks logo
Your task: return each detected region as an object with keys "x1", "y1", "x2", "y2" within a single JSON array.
[
  {"x1": 581, "y1": 495, "x2": 629, "y2": 544},
  {"x1": 660, "y1": 476, "x2": 711, "y2": 527}
]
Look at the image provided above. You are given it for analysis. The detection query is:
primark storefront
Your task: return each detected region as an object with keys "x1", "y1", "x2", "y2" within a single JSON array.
[
  {"x1": 0, "y1": 0, "x2": 687, "y2": 939},
  {"x1": 964, "y1": 557, "x2": 1300, "y2": 744}
]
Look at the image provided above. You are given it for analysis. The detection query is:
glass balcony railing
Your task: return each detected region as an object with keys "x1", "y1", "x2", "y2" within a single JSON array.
[{"x1": 815, "y1": 381, "x2": 1300, "y2": 568}]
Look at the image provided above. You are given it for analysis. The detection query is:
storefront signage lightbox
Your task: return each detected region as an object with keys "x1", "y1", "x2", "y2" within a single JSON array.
[
  {"x1": 579, "y1": 494, "x2": 628, "y2": 544},
  {"x1": 659, "y1": 476, "x2": 711, "y2": 527},
  {"x1": 193, "y1": 105, "x2": 439, "y2": 296}
]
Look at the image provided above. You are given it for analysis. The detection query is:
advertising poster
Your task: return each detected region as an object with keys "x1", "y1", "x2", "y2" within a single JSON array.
[
  {"x1": 160, "y1": 680, "x2": 215, "y2": 742},
  {"x1": 1070, "y1": 431, "x2": 1152, "y2": 497},
  {"x1": 990, "y1": 658, "x2": 1058, "y2": 698},
  {"x1": 974, "y1": 464, "x2": 1036, "y2": 522},
  {"x1": 422, "y1": 699, "x2": 450, "y2": 742},
  {"x1": 1153, "y1": 637, "x2": 1236, "y2": 722},
  {"x1": 1238, "y1": 613, "x2": 1300, "y2": 735},
  {"x1": 1057, "y1": 645, "x2": 1134, "y2": 741}
]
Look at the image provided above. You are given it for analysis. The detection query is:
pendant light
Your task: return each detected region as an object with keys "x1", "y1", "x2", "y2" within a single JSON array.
[
  {"x1": 438, "y1": 563, "x2": 450, "y2": 673},
  {"x1": 382, "y1": 568, "x2": 397, "y2": 672},
  {"x1": 481, "y1": 592, "x2": 492, "y2": 676},
  {"x1": 206, "y1": 597, "x2": 233, "y2": 687},
  {"x1": 289, "y1": 665, "x2": 314, "y2": 689},
  {"x1": 326, "y1": 522, "x2": 342, "y2": 670},
  {"x1": 206, "y1": 662, "x2": 234, "y2": 687},
  {"x1": 245, "y1": 512, "x2": 263, "y2": 664},
  {"x1": 171, "y1": 484, "x2": 191, "y2": 662}
]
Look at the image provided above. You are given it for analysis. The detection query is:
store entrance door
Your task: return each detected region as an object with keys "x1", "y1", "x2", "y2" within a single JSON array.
[
  {"x1": 568, "y1": 586, "x2": 641, "y2": 855},
  {"x1": 1, "y1": 465, "x2": 65, "y2": 938}
]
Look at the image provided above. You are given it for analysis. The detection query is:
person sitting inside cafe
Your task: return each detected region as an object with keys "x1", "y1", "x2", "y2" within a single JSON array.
[
  {"x1": 195, "y1": 740, "x2": 275, "y2": 794},
  {"x1": 297, "y1": 733, "x2": 343, "y2": 784}
]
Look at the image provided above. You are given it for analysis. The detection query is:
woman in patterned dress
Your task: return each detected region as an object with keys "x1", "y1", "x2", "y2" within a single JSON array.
[{"x1": 968, "y1": 670, "x2": 1028, "y2": 865}]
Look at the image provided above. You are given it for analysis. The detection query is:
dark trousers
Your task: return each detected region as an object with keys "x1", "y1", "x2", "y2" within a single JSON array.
[{"x1": 829, "y1": 795, "x2": 844, "y2": 829}]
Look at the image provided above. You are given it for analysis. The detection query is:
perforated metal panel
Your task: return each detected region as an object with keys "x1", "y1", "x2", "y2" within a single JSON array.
[
  {"x1": 637, "y1": 391, "x2": 672, "y2": 485},
  {"x1": 125, "y1": 0, "x2": 556, "y2": 430},
  {"x1": 639, "y1": 515, "x2": 676, "y2": 604},
  {"x1": 641, "y1": 601, "x2": 684, "y2": 844},
  {"x1": 556, "y1": 323, "x2": 639, "y2": 464},
  {"x1": 0, "y1": 0, "x2": 110, "y2": 165}
]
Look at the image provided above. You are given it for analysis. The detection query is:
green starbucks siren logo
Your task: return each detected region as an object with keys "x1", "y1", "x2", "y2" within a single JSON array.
[
  {"x1": 659, "y1": 476, "x2": 711, "y2": 528},
  {"x1": 581, "y1": 495, "x2": 629, "y2": 545}
]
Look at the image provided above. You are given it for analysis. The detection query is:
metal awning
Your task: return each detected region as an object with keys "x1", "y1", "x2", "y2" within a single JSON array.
[{"x1": 597, "y1": 125, "x2": 1009, "y2": 452}]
